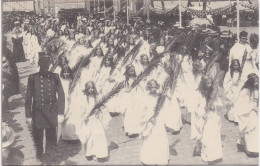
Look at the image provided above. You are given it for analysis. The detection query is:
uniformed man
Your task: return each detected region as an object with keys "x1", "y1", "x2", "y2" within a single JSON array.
[{"x1": 25, "y1": 52, "x2": 65, "y2": 162}]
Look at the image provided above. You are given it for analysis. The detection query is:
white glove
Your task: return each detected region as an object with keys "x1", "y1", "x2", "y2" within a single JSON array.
[
  {"x1": 58, "y1": 115, "x2": 64, "y2": 124},
  {"x1": 26, "y1": 118, "x2": 32, "y2": 126}
]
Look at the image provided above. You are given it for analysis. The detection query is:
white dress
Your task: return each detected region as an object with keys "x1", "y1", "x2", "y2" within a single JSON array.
[
  {"x1": 161, "y1": 88, "x2": 183, "y2": 132},
  {"x1": 77, "y1": 96, "x2": 111, "y2": 158},
  {"x1": 223, "y1": 71, "x2": 244, "y2": 122},
  {"x1": 68, "y1": 45, "x2": 90, "y2": 70},
  {"x1": 139, "y1": 93, "x2": 170, "y2": 165},
  {"x1": 190, "y1": 90, "x2": 207, "y2": 140},
  {"x1": 27, "y1": 34, "x2": 41, "y2": 64},
  {"x1": 241, "y1": 49, "x2": 259, "y2": 80},
  {"x1": 61, "y1": 78, "x2": 80, "y2": 140},
  {"x1": 201, "y1": 110, "x2": 222, "y2": 162},
  {"x1": 191, "y1": 91, "x2": 222, "y2": 162},
  {"x1": 121, "y1": 78, "x2": 143, "y2": 134},
  {"x1": 236, "y1": 89, "x2": 259, "y2": 153},
  {"x1": 229, "y1": 43, "x2": 252, "y2": 69}
]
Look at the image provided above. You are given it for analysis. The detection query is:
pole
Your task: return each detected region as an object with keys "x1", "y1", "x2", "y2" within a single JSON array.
[
  {"x1": 127, "y1": 0, "x2": 129, "y2": 25},
  {"x1": 98, "y1": 0, "x2": 100, "y2": 11},
  {"x1": 146, "y1": 0, "x2": 150, "y2": 20},
  {"x1": 113, "y1": 0, "x2": 116, "y2": 22},
  {"x1": 179, "y1": 0, "x2": 182, "y2": 27},
  {"x1": 236, "y1": 0, "x2": 239, "y2": 42},
  {"x1": 104, "y1": 0, "x2": 106, "y2": 17},
  {"x1": 94, "y1": 0, "x2": 96, "y2": 12}
]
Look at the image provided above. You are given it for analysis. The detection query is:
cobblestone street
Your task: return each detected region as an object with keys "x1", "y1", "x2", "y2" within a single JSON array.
[{"x1": 2, "y1": 60, "x2": 258, "y2": 166}]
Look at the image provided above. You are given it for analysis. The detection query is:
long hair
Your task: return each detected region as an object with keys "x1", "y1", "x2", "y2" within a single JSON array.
[
  {"x1": 250, "y1": 33, "x2": 259, "y2": 49},
  {"x1": 230, "y1": 59, "x2": 242, "y2": 78},
  {"x1": 60, "y1": 66, "x2": 73, "y2": 80},
  {"x1": 82, "y1": 81, "x2": 98, "y2": 103},
  {"x1": 124, "y1": 64, "x2": 137, "y2": 81},
  {"x1": 242, "y1": 74, "x2": 259, "y2": 97},
  {"x1": 198, "y1": 76, "x2": 213, "y2": 102}
]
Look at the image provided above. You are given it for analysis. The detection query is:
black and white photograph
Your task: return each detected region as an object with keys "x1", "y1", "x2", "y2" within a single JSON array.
[{"x1": 1, "y1": 0, "x2": 259, "y2": 165}]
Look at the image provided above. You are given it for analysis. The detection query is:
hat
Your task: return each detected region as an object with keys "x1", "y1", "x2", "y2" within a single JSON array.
[
  {"x1": 69, "y1": 29, "x2": 75, "y2": 34},
  {"x1": 38, "y1": 52, "x2": 50, "y2": 62},
  {"x1": 82, "y1": 18, "x2": 87, "y2": 21},
  {"x1": 14, "y1": 21, "x2": 20, "y2": 24},
  {"x1": 174, "y1": 22, "x2": 180, "y2": 27},
  {"x1": 24, "y1": 19, "x2": 30, "y2": 24},
  {"x1": 220, "y1": 30, "x2": 232, "y2": 38},
  {"x1": 240, "y1": 31, "x2": 248, "y2": 39},
  {"x1": 2, "y1": 123, "x2": 15, "y2": 149}
]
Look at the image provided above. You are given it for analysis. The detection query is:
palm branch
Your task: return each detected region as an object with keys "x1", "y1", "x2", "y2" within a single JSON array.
[
  {"x1": 151, "y1": 77, "x2": 171, "y2": 121},
  {"x1": 68, "y1": 55, "x2": 91, "y2": 94},
  {"x1": 130, "y1": 57, "x2": 161, "y2": 89},
  {"x1": 87, "y1": 81, "x2": 125, "y2": 118},
  {"x1": 121, "y1": 40, "x2": 143, "y2": 66},
  {"x1": 49, "y1": 50, "x2": 66, "y2": 72}
]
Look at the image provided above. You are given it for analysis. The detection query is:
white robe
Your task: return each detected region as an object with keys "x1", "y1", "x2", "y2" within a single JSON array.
[
  {"x1": 161, "y1": 88, "x2": 183, "y2": 132},
  {"x1": 77, "y1": 96, "x2": 111, "y2": 158},
  {"x1": 201, "y1": 110, "x2": 222, "y2": 162},
  {"x1": 223, "y1": 71, "x2": 244, "y2": 122},
  {"x1": 68, "y1": 45, "x2": 91, "y2": 70},
  {"x1": 121, "y1": 78, "x2": 143, "y2": 134},
  {"x1": 241, "y1": 49, "x2": 259, "y2": 80},
  {"x1": 236, "y1": 89, "x2": 259, "y2": 153},
  {"x1": 61, "y1": 78, "x2": 80, "y2": 141},
  {"x1": 229, "y1": 43, "x2": 252, "y2": 69},
  {"x1": 191, "y1": 91, "x2": 223, "y2": 162},
  {"x1": 27, "y1": 34, "x2": 41, "y2": 64},
  {"x1": 139, "y1": 93, "x2": 170, "y2": 165}
]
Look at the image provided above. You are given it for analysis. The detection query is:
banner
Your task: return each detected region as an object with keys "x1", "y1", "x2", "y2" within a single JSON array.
[{"x1": 183, "y1": 3, "x2": 236, "y2": 17}]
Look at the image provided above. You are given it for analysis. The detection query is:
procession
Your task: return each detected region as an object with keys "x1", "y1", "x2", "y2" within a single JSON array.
[{"x1": 1, "y1": 0, "x2": 259, "y2": 165}]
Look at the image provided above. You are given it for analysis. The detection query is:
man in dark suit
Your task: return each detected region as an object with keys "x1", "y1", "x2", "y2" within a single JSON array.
[{"x1": 25, "y1": 52, "x2": 65, "y2": 162}]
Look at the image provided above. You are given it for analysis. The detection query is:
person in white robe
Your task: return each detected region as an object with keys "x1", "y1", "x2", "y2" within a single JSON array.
[
  {"x1": 78, "y1": 46, "x2": 104, "y2": 90},
  {"x1": 23, "y1": 27, "x2": 32, "y2": 60},
  {"x1": 65, "y1": 32, "x2": 76, "y2": 61},
  {"x1": 224, "y1": 59, "x2": 244, "y2": 123},
  {"x1": 120, "y1": 64, "x2": 143, "y2": 137},
  {"x1": 229, "y1": 31, "x2": 252, "y2": 69},
  {"x1": 77, "y1": 82, "x2": 111, "y2": 162},
  {"x1": 59, "y1": 62, "x2": 78, "y2": 141},
  {"x1": 241, "y1": 33, "x2": 259, "y2": 80},
  {"x1": 156, "y1": 37, "x2": 166, "y2": 55},
  {"x1": 68, "y1": 37, "x2": 92, "y2": 70},
  {"x1": 236, "y1": 73, "x2": 259, "y2": 157},
  {"x1": 27, "y1": 30, "x2": 41, "y2": 67},
  {"x1": 139, "y1": 79, "x2": 170, "y2": 165},
  {"x1": 191, "y1": 76, "x2": 223, "y2": 164}
]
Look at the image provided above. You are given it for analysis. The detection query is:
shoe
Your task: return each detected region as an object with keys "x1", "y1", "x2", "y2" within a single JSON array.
[
  {"x1": 172, "y1": 130, "x2": 180, "y2": 135},
  {"x1": 208, "y1": 158, "x2": 222, "y2": 165},
  {"x1": 193, "y1": 147, "x2": 201, "y2": 157},
  {"x1": 108, "y1": 142, "x2": 119, "y2": 151},
  {"x1": 237, "y1": 144, "x2": 245, "y2": 152},
  {"x1": 129, "y1": 134, "x2": 139, "y2": 138},
  {"x1": 85, "y1": 156, "x2": 93, "y2": 161},
  {"x1": 97, "y1": 157, "x2": 108, "y2": 163},
  {"x1": 169, "y1": 148, "x2": 178, "y2": 156}
]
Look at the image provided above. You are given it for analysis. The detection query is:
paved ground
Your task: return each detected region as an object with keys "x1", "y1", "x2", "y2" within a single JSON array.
[{"x1": 2, "y1": 60, "x2": 259, "y2": 166}]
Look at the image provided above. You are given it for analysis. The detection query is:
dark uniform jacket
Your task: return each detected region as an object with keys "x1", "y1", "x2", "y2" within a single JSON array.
[{"x1": 25, "y1": 71, "x2": 65, "y2": 129}]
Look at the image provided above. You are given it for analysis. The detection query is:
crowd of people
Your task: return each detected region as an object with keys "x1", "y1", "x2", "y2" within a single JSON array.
[{"x1": 2, "y1": 11, "x2": 259, "y2": 165}]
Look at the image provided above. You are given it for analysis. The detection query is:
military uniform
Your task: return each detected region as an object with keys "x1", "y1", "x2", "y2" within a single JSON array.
[{"x1": 25, "y1": 69, "x2": 65, "y2": 159}]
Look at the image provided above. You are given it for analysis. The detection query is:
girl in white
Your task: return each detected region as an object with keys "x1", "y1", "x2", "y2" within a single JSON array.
[
  {"x1": 191, "y1": 76, "x2": 222, "y2": 164},
  {"x1": 223, "y1": 59, "x2": 244, "y2": 123},
  {"x1": 236, "y1": 74, "x2": 259, "y2": 157},
  {"x1": 139, "y1": 79, "x2": 170, "y2": 165},
  {"x1": 77, "y1": 82, "x2": 111, "y2": 161}
]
